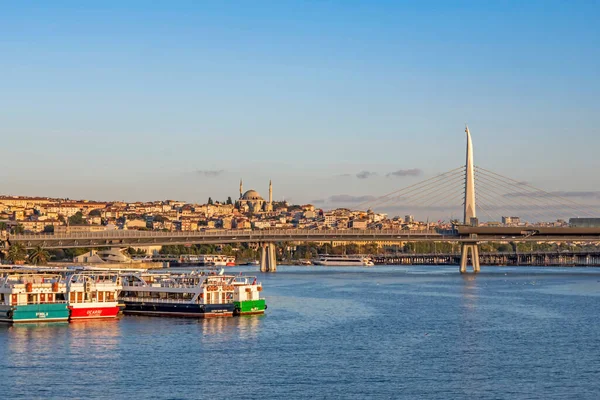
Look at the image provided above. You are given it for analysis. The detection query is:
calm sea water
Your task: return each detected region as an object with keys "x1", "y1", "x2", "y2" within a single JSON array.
[{"x1": 2, "y1": 265, "x2": 600, "y2": 399}]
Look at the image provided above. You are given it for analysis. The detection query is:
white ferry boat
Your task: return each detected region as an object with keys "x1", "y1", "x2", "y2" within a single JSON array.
[
  {"x1": 66, "y1": 271, "x2": 122, "y2": 320},
  {"x1": 119, "y1": 271, "x2": 265, "y2": 318},
  {"x1": 199, "y1": 255, "x2": 236, "y2": 266},
  {"x1": 314, "y1": 255, "x2": 374, "y2": 267},
  {"x1": 0, "y1": 273, "x2": 70, "y2": 323}
]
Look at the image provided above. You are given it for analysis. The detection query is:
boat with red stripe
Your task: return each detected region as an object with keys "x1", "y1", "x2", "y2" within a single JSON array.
[{"x1": 66, "y1": 272, "x2": 122, "y2": 320}]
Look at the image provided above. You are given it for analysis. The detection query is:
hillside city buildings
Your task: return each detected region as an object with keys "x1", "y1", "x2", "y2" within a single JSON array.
[{"x1": 0, "y1": 180, "x2": 570, "y2": 237}]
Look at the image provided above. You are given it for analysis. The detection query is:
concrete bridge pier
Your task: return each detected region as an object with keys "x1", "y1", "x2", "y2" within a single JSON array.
[
  {"x1": 460, "y1": 243, "x2": 480, "y2": 274},
  {"x1": 260, "y1": 243, "x2": 277, "y2": 272}
]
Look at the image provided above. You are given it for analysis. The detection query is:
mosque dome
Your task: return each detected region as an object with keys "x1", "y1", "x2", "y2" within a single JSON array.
[{"x1": 242, "y1": 190, "x2": 263, "y2": 201}]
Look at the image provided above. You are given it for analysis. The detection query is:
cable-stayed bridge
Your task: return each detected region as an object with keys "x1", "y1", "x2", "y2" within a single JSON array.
[{"x1": 3, "y1": 127, "x2": 600, "y2": 273}]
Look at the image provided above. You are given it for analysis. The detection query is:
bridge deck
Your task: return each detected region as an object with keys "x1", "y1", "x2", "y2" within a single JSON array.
[{"x1": 3, "y1": 226, "x2": 600, "y2": 249}]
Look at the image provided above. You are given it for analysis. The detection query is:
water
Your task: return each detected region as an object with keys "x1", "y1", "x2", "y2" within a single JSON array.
[{"x1": 2, "y1": 265, "x2": 600, "y2": 399}]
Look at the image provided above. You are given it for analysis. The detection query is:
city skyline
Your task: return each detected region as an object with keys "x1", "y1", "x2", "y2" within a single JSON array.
[{"x1": 1, "y1": 1, "x2": 599, "y2": 216}]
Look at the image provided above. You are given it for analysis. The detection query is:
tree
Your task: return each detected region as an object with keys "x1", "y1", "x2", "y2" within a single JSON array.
[
  {"x1": 497, "y1": 243, "x2": 513, "y2": 253},
  {"x1": 208, "y1": 197, "x2": 214, "y2": 205},
  {"x1": 7, "y1": 243, "x2": 27, "y2": 263},
  {"x1": 68, "y1": 211, "x2": 86, "y2": 225},
  {"x1": 0, "y1": 222, "x2": 7, "y2": 231},
  {"x1": 12, "y1": 224, "x2": 25, "y2": 234},
  {"x1": 43, "y1": 225, "x2": 55, "y2": 233},
  {"x1": 28, "y1": 245, "x2": 50, "y2": 265},
  {"x1": 89, "y1": 209, "x2": 102, "y2": 217},
  {"x1": 226, "y1": 196, "x2": 233, "y2": 205},
  {"x1": 363, "y1": 242, "x2": 379, "y2": 255},
  {"x1": 153, "y1": 215, "x2": 166, "y2": 223}
]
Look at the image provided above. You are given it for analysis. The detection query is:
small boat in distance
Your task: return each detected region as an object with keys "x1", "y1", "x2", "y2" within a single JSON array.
[{"x1": 314, "y1": 255, "x2": 374, "y2": 267}]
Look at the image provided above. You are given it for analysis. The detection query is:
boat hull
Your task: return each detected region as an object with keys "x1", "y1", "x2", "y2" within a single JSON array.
[
  {"x1": 68, "y1": 305, "x2": 121, "y2": 320},
  {"x1": 0, "y1": 303, "x2": 70, "y2": 324},
  {"x1": 122, "y1": 301, "x2": 235, "y2": 318},
  {"x1": 234, "y1": 299, "x2": 266, "y2": 315}
]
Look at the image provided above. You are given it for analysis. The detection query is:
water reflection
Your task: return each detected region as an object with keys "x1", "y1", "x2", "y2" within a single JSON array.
[
  {"x1": 461, "y1": 274, "x2": 478, "y2": 309},
  {"x1": 197, "y1": 314, "x2": 264, "y2": 341}
]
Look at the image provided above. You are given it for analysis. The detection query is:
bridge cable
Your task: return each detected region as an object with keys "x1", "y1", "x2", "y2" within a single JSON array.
[
  {"x1": 475, "y1": 168, "x2": 596, "y2": 220},
  {"x1": 474, "y1": 175, "x2": 561, "y2": 222},
  {"x1": 373, "y1": 173, "x2": 465, "y2": 209},
  {"x1": 357, "y1": 166, "x2": 465, "y2": 210},
  {"x1": 476, "y1": 166, "x2": 599, "y2": 217},
  {"x1": 361, "y1": 168, "x2": 465, "y2": 210}
]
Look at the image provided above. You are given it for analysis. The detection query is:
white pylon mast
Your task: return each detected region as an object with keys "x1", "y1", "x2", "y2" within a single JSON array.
[{"x1": 464, "y1": 125, "x2": 477, "y2": 224}]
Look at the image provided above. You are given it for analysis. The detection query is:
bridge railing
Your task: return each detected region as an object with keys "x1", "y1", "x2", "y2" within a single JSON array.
[{"x1": 10, "y1": 228, "x2": 449, "y2": 240}]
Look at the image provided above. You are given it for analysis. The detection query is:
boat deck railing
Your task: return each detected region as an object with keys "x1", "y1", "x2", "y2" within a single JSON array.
[
  {"x1": 120, "y1": 297, "x2": 234, "y2": 305},
  {"x1": 14, "y1": 301, "x2": 68, "y2": 305}
]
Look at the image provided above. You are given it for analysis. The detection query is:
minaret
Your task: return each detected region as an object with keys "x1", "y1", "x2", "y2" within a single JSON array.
[
  {"x1": 239, "y1": 179, "x2": 243, "y2": 199},
  {"x1": 266, "y1": 179, "x2": 273, "y2": 212}
]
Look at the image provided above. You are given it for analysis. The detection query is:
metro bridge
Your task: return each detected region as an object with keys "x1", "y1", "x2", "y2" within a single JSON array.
[{"x1": 3, "y1": 127, "x2": 599, "y2": 273}]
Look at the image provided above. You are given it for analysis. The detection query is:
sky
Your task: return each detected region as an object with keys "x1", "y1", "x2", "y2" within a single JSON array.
[{"x1": 1, "y1": 1, "x2": 599, "y2": 221}]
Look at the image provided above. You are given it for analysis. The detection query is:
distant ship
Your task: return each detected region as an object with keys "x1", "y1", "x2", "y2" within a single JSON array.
[
  {"x1": 169, "y1": 255, "x2": 236, "y2": 267},
  {"x1": 314, "y1": 256, "x2": 374, "y2": 267}
]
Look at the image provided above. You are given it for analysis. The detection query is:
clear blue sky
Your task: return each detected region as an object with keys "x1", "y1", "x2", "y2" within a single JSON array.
[{"x1": 1, "y1": 1, "x2": 599, "y2": 219}]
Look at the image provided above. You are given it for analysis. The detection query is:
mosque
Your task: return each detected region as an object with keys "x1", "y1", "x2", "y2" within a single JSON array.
[{"x1": 236, "y1": 179, "x2": 273, "y2": 213}]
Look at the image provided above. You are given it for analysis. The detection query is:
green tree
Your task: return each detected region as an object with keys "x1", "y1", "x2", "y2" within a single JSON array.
[
  {"x1": 208, "y1": 197, "x2": 214, "y2": 205},
  {"x1": 153, "y1": 215, "x2": 166, "y2": 223},
  {"x1": 362, "y1": 242, "x2": 378, "y2": 254},
  {"x1": 68, "y1": 211, "x2": 86, "y2": 225},
  {"x1": 226, "y1": 196, "x2": 233, "y2": 205},
  {"x1": 89, "y1": 209, "x2": 102, "y2": 217},
  {"x1": 12, "y1": 224, "x2": 25, "y2": 234},
  {"x1": 43, "y1": 225, "x2": 55, "y2": 233},
  {"x1": 497, "y1": 243, "x2": 513, "y2": 252},
  {"x1": 0, "y1": 222, "x2": 7, "y2": 231},
  {"x1": 7, "y1": 243, "x2": 27, "y2": 263},
  {"x1": 28, "y1": 245, "x2": 50, "y2": 265}
]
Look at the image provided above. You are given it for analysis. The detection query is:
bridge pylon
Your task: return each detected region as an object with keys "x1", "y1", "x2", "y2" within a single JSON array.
[
  {"x1": 460, "y1": 126, "x2": 480, "y2": 274},
  {"x1": 260, "y1": 243, "x2": 277, "y2": 272}
]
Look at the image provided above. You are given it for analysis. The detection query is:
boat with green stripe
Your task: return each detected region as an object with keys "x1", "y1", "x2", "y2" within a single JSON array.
[
  {"x1": 0, "y1": 273, "x2": 69, "y2": 323},
  {"x1": 232, "y1": 276, "x2": 266, "y2": 315}
]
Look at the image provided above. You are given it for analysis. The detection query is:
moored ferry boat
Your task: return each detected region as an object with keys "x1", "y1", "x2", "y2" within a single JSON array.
[
  {"x1": 314, "y1": 255, "x2": 374, "y2": 267},
  {"x1": 119, "y1": 271, "x2": 266, "y2": 318},
  {"x1": 66, "y1": 272, "x2": 122, "y2": 320},
  {"x1": 201, "y1": 255, "x2": 236, "y2": 266},
  {"x1": 0, "y1": 273, "x2": 69, "y2": 323},
  {"x1": 120, "y1": 272, "x2": 236, "y2": 318},
  {"x1": 232, "y1": 276, "x2": 266, "y2": 315}
]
